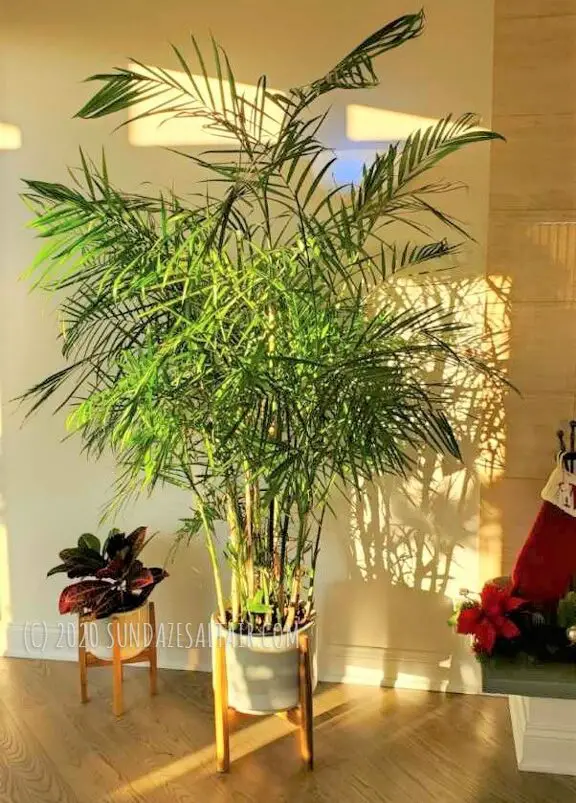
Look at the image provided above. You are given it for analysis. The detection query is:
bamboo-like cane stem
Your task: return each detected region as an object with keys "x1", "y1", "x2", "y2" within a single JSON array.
[
  {"x1": 284, "y1": 572, "x2": 300, "y2": 632},
  {"x1": 244, "y1": 475, "x2": 255, "y2": 599},
  {"x1": 198, "y1": 501, "x2": 226, "y2": 623},
  {"x1": 305, "y1": 505, "x2": 326, "y2": 620},
  {"x1": 278, "y1": 512, "x2": 290, "y2": 622},
  {"x1": 226, "y1": 493, "x2": 241, "y2": 624}
]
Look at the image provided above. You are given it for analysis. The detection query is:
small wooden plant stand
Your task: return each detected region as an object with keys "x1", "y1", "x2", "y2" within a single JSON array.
[
  {"x1": 213, "y1": 632, "x2": 314, "y2": 773},
  {"x1": 78, "y1": 601, "x2": 158, "y2": 716}
]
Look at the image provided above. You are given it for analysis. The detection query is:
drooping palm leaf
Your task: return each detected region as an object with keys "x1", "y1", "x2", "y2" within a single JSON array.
[{"x1": 287, "y1": 11, "x2": 425, "y2": 106}]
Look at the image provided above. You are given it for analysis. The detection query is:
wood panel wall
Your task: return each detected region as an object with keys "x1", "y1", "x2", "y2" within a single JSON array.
[{"x1": 482, "y1": 0, "x2": 576, "y2": 578}]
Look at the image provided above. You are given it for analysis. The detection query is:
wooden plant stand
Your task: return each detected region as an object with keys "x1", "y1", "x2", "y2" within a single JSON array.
[
  {"x1": 213, "y1": 632, "x2": 314, "y2": 773},
  {"x1": 78, "y1": 601, "x2": 158, "y2": 716}
]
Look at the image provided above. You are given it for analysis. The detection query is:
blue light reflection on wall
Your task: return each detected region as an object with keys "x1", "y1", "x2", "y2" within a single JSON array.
[
  {"x1": 330, "y1": 144, "x2": 393, "y2": 187},
  {"x1": 331, "y1": 156, "x2": 367, "y2": 186}
]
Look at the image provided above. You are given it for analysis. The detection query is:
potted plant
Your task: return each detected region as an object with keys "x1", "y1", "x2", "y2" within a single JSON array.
[
  {"x1": 49, "y1": 527, "x2": 167, "y2": 660},
  {"x1": 22, "y1": 10, "x2": 503, "y2": 713}
]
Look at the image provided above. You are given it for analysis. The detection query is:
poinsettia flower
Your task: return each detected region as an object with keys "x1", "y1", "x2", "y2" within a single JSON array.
[{"x1": 456, "y1": 582, "x2": 526, "y2": 655}]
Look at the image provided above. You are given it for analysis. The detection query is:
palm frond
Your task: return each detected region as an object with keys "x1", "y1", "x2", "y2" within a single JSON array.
[{"x1": 287, "y1": 11, "x2": 424, "y2": 107}]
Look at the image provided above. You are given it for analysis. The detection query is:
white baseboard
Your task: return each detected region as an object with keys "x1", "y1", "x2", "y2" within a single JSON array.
[
  {"x1": 3, "y1": 622, "x2": 479, "y2": 693},
  {"x1": 3, "y1": 622, "x2": 211, "y2": 673},
  {"x1": 320, "y1": 643, "x2": 480, "y2": 694},
  {"x1": 509, "y1": 694, "x2": 576, "y2": 775}
]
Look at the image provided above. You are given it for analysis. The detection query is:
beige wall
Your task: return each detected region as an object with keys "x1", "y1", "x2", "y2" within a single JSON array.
[
  {"x1": 0, "y1": 0, "x2": 494, "y2": 690},
  {"x1": 483, "y1": 0, "x2": 576, "y2": 577}
]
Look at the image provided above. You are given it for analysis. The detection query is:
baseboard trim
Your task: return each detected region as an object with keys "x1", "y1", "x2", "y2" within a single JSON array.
[
  {"x1": 320, "y1": 643, "x2": 479, "y2": 694},
  {"x1": 3, "y1": 622, "x2": 479, "y2": 693},
  {"x1": 3, "y1": 622, "x2": 211, "y2": 673}
]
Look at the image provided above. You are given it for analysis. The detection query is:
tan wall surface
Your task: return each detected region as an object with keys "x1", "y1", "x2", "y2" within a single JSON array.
[
  {"x1": 0, "y1": 0, "x2": 494, "y2": 690},
  {"x1": 485, "y1": 0, "x2": 576, "y2": 576}
]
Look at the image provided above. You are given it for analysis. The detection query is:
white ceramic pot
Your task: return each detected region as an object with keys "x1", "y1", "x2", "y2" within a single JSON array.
[
  {"x1": 210, "y1": 615, "x2": 318, "y2": 715},
  {"x1": 86, "y1": 603, "x2": 152, "y2": 661}
]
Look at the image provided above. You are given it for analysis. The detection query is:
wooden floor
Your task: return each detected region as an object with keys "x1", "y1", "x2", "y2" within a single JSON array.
[{"x1": 1, "y1": 659, "x2": 576, "y2": 803}]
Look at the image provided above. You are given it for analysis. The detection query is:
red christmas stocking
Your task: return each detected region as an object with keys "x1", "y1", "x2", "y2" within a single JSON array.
[{"x1": 512, "y1": 500, "x2": 576, "y2": 603}]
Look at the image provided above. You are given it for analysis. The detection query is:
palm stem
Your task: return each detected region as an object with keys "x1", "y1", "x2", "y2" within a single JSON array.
[
  {"x1": 225, "y1": 490, "x2": 241, "y2": 624},
  {"x1": 305, "y1": 503, "x2": 326, "y2": 618},
  {"x1": 197, "y1": 499, "x2": 226, "y2": 623}
]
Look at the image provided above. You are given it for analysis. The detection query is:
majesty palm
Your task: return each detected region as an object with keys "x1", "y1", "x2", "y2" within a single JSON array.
[{"x1": 22, "y1": 11, "x2": 503, "y2": 631}]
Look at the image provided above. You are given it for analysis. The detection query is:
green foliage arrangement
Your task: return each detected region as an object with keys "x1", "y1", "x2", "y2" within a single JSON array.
[
  {"x1": 557, "y1": 592, "x2": 576, "y2": 630},
  {"x1": 23, "y1": 11, "x2": 503, "y2": 632}
]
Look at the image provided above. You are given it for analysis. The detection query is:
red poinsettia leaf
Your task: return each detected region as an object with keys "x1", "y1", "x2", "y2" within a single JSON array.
[
  {"x1": 499, "y1": 618, "x2": 521, "y2": 639},
  {"x1": 456, "y1": 605, "x2": 482, "y2": 634},
  {"x1": 504, "y1": 595, "x2": 526, "y2": 612},
  {"x1": 489, "y1": 613, "x2": 506, "y2": 629},
  {"x1": 480, "y1": 583, "x2": 507, "y2": 616},
  {"x1": 475, "y1": 618, "x2": 497, "y2": 654},
  {"x1": 480, "y1": 582, "x2": 498, "y2": 603}
]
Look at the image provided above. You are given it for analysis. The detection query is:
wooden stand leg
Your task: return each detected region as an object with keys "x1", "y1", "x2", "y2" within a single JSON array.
[
  {"x1": 112, "y1": 616, "x2": 123, "y2": 717},
  {"x1": 298, "y1": 633, "x2": 314, "y2": 770},
  {"x1": 148, "y1": 601, "x2": 158, "y2": 696},
  {"x1": 214, "y1": 636, "x2": 230, "y2": 773},
  {"x1": 78, "y1": 603, "x2": 159, "y2": 716},
  {"x1": 78, "y1": 617, "x2": 89, "y2": 704}
]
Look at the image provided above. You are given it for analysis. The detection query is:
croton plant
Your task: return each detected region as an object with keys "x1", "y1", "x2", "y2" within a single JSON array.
[{"x1": 48, "y1": 527, "x2": 168, "y2": 619}]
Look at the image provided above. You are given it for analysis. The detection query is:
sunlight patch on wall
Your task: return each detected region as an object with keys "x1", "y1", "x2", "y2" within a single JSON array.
[
  {"x1": 128, "y1": 64, "x2": 285, "y2": 147},
  {"x1": 0, "y1": 122, "x2": 22, "y2": 151},
  {"x1": 478, "y1": 496, "x2": 504, "y2": 587},
  {"x1": 346, "y1": 105, "x2": 440, "y2": 143},
  {"x1": 478, "y1": 274, "x2": 511, "y2": 487}
]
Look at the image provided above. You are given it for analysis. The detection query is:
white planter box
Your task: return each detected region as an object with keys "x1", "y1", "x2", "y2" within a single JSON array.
[
  {"x1": 210, "y1": 616, "x2": 318, "y2": 714},
  {"x1": 509, "y1": 695, "x2": 576, "y2": 776}
]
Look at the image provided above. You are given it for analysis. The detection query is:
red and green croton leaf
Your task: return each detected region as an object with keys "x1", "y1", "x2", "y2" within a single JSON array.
[{"x1": 58, "y1": 580, "x2": 116, "y2": 617}]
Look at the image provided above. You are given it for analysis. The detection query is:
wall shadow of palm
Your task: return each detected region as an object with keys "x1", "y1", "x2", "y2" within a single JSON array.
[{"x1": 320, "y1": 274, "x2": 511, "y2": 692}]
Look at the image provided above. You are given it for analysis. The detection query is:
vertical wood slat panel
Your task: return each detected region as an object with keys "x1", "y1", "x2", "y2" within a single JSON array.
[{"x1": 483, "y1": 1, "x2": 576, "y2": 577}]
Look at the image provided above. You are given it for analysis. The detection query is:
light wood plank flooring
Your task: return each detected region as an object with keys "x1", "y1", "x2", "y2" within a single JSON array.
[{"x1": 0, "y1": 657, "x2": 575, "y2": 802}]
